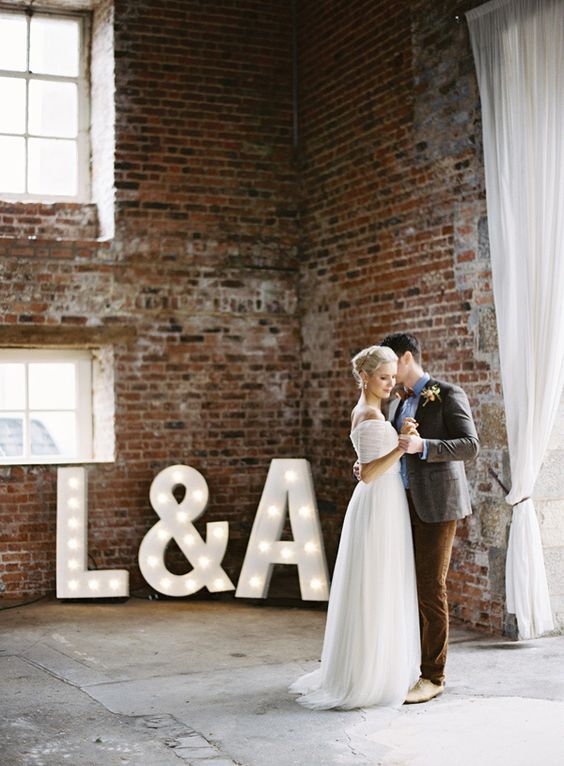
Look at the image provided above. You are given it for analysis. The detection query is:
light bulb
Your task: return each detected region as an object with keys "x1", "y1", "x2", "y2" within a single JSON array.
[
  {"x1": 176, "y1": 511, "x2": 188, "y2": 523},
  {"x1": 258, "y1": 541, "x2": 271, "y2": 553},
  {"x1": 183, "y1": 534, "x2": 195, "y2": 547},
  {"x1": 68, "y1": 559, "x2": 79, "y2": 571},
  {"x1": 213, "y1": 578, "x2": 225, "y2": 589},
  {"x1": 299, "y1": 505, "x2": 311, "y2": 518},
  {"x1": 109, "y1": 579, "x2": 120, "y2": 591},
  {"x1": 160, "y1": 577, "x2": 171, "y2": 589},
  {"x1": 284, "y1": 470, "x2": 297, "y2": 483},
  {"x1": 68, "y1": 518, "x2": 79, "y2": 529},
  {"x1": 267, "y1": 505, "x2": 280, "y2": 517},
  {"x1": 147, "y1": 555, "x2": 158, "y2": 568},
  {"x1": 88, "y1": 579, "x2": 99, "y2": 591},
  {"x1": 67, "y1": 497, "x2": 80, "y2": 510},
  {"x1": 310, "y1": 578, "x2": 322, "y2": 591},
  {"x1": 157, "y1": 492, "x2": 170, "y2": 504},
  {"x1": 157, "y1": 528, "x2": 169, "y2": 541},
  {"x1": 192, "y1": 489, "x2": 204, "y2": 502},
  {"x1": 68, "y1": 477, "x2": 80, "y2": 489},
  {"x1": 250, "y1": 576, "x2": 262, "y2": 589},
  {"x1": 68, "y1": 539, "x2": 79, "y2": 550},
  {"x1": 68, "y1": 580, "x2": 78, "y2": 591},
  {"x1": 185, "y1": 577, "x2": 197, "y2": 591},
  {"x1": 304, "y1": 542, "x2": 318, "y2": 554},
  {"x1": 281, "y1": 547, "x2": 293, "y2": 560},
  {"x1": 212, "y1": 527, "x2": 224, "y2": 539},
  {"x1": 198, "y1": 556, "x2": 210, "y2": 569}
]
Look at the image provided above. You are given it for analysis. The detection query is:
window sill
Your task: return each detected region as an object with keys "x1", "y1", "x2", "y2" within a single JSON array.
[{"x1": 0, "y1": 458, "x2": 115, "y2": 466}]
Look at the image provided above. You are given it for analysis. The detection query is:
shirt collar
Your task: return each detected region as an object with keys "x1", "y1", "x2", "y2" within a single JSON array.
[{"x1": 412, "y1": 373, "x2": 431, "y2": 396}]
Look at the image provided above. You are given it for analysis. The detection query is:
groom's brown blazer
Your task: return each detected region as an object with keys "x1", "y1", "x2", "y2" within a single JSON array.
[{"x1": 388, "y1": 377, "x2": 480, "y2": 523}]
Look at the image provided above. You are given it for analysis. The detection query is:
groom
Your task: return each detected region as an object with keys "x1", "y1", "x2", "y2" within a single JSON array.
[{"x1": 381, "y1": 333, "x2": 480, "y2": 704}]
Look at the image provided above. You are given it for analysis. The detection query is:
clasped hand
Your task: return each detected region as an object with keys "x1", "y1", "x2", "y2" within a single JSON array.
[{"x1": 398, "y1": 417, "x2": 423, "y2": 454}]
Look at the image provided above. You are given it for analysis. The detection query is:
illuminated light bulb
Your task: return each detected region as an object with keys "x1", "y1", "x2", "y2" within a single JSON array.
[
  {"x1": 213, "y1": 578, "x2": 225, "y2": 589},
  {"x1": 157, "y1": 492, "x2": 170, "y2": 504},
  {"x1": 258, "y1": 541, "x2": 271, "y2": 553},
  {"x1": 192, "y1": 489, "x2": 204, "y2": 502},
  {"x1": 109, "y1": 578, "x2": 120, "y2": 591},
  {"x1": 299, "y1": 505, "x2": 312, "y2": 518},
  {"x1": 185, "y1": 577, "x2": 197, "y2": 591},
  {"x1": 310, "y1": 578, "x2": 322, "y2": 591},
  {"x1": 68, "y1": 580, "x2": 79, "y2": 591},
  {"x1": 183, "y1": 534, "x2": 195, "y2": 547},
  {"x1": 281, "y1": 547, "x2": 293, "y2": 560},
  {"x1": 249, "y1": 576, "x2": 262, "y2": 589},
  {"x1": 160, "y1": 577, "x2": 171, "y2": 589},
  {"x1": 173, "y1": 470, "x2": 184, "y2": 483},
  {"x1": 68, "y1": 539, "x2": 79, "y2": 550},
  {"x1": 304, "y1": 542, "x2": 318, "y2": 554},
  {"x1": 68, "y1": 517, "x2": 79, "y2": 529},
  {"x1": 67, "y1": 497, "x2": 80, "y2": 510},
  {"x1": 68, "y1": 559, "x2": 79, "y2": 571},
  {"x1": 176, "y1": 511, "x2": 188, "y2": 523},
  {"x1": 157, "y1": 528, "x2": 169, "y2": 541},
  {"x1": 147, "y1": 555, "x2": 159, "y2": 568},
  {"x1": 284, "y1": 470, "x2": 297, "y2": 483},
  {"x1": 212, "y1": 527, "x2": 224, "y2": 539},
  {"x1": 198, "y1": 556, "x2": 210, "y2": 569},
  {"x1": 267, "y1": 505, "x2": 280, "y2": 517},
  {"x1": 68, "y1": 477, "x2": 80, "y2": 489},
  {"x1": 88, "y1": 579, "x2": 99, "y2": 591}
]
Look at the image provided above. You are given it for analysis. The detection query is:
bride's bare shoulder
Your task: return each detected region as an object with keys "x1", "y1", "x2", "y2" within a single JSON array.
[{"x1": 351, "y1": 405, "x2": 385, "y2": 431}]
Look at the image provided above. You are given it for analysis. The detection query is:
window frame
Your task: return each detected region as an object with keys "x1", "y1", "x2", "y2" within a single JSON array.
[
  {"x1": 0, "y1": 7, "x2": 91, "y2": 203},
  {"x1": 0, "y1": 348, "x2": 93, "y2": 465}
]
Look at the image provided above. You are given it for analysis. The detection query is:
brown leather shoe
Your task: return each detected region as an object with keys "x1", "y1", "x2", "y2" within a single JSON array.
[{"x1": 404, "y1": 678, "x2": 445, "y2": 704}]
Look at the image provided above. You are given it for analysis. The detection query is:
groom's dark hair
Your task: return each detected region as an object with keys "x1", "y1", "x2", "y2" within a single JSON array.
[{"x1": 381, "y1": 332, "x2": 422, "y2": 363}]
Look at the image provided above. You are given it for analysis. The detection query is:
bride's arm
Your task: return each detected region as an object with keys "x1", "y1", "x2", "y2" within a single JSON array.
[
  {"x1": 359, "y1": 444, "x2": 406, "y2": 483},
  {"x1": 355, "y1": 417, "x2": 417, "y2": 483}
]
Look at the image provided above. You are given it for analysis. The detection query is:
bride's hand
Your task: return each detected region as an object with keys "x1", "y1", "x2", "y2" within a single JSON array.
[{"x1": 400, "y1": 417, "x2": 419, "y2": 436}]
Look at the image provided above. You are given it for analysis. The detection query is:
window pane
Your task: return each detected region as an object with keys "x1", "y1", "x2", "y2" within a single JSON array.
[
  {"x1": 0, "y1": 136, "x2": 25, "y2": 193},
  {"x1": 28, "y1": 138, "x2": 77, "y2": 196},
  {"x1": 0, "y1": 364, "x2": 26, "y2": 409},
  {"x1": 0, "y1": 414, "x2": 24, "y2": 457},
  {"x1": 0, "y1": 78, "x2": 26, "y2": 134},
  {"x1": 29, "y1": 363, "x2": 75, "y2": 409},
  {"x1": 0, "y1": 13, "x2": 27, "y2": 72},
  {"x1": 30, "y1": 16, "x2": 79, "y2": 77},
  {"x1": 28, "y1": 80, "x2": 78, "y2": 139},
  {"x1": 30, "y1": 412, "x2": 75, "y2": 456}
]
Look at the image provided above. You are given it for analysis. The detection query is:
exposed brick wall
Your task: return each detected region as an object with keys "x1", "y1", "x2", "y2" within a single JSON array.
[
  {"x1": 0, "y1": 0, "x2": 301, "y2": 599},
  {"x1": 0, "y1": 0, "x2": 527, "y2": 637},
  {"x1": 296, "y1": 0, "x2": 511, "y2": 635}
]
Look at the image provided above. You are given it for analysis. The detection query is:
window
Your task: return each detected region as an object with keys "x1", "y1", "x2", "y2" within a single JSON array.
[
  {"x1": 0, "y1": 350, "x2": 93, "y2": 463},
  {"x1": 0, "y1": 9, "x2": 89, "y2": 201}
]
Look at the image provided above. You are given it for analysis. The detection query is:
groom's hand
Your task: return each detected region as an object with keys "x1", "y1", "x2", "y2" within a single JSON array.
[
  {"x1": 398, "y1": 434, "x2": 424, "y2": 454},
  {"x1": 353, "y1": 460, "x2": 361, "y2": 481}
]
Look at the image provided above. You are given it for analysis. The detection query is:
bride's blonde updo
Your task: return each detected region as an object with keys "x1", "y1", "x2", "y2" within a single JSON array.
[{"x1": 351, "y1": 345, "x2": 398, "y2": 388}]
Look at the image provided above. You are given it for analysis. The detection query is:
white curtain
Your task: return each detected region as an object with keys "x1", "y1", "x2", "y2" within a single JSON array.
[{"x1": 466, "y1": 0, "x2": 564, "y2": 638}]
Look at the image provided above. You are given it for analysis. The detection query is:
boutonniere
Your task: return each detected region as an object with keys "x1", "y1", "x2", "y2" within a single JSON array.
[{"x1": 421, "y1": 384, "x2": 442, "y2": 406}]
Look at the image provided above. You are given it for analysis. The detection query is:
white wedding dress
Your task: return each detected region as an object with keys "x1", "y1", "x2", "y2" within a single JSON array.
[{"x1": 289, "y1": 420, "x2": 420, "y2": 709}]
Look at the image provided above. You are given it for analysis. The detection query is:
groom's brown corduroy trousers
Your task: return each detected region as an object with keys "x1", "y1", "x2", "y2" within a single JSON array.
[{"x1": 406, "y1": 490, "x2": 457, "y2": 685}]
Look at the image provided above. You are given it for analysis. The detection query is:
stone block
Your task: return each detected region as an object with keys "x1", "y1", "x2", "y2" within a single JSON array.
[
  {"x1": 544, "y1": 547, "x2": 564, "y2": 595},
  {"x1": 537, "y1": 500, "x2": 564, "y2": 547},
  {"x1": 534, "y1": 451, "x2": 564, "y2": 499}
]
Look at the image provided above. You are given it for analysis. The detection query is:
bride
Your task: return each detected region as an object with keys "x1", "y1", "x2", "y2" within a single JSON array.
[{"x1": 290, "y1": 345, "x2": 420, "y2": 709}]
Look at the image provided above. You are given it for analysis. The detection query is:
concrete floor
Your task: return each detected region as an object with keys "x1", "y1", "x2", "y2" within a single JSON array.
[{"x1": 0, "y1": 598, "x2": 563, "y2": 766}]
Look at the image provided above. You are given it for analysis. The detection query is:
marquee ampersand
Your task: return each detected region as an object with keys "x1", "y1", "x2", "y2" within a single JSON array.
[{"x1": 138, "y1": 464, "x2": 235, "y2": 596}]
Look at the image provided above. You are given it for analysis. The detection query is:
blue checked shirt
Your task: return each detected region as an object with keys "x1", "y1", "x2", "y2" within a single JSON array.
[{"x1": 394, "y1": 373, "x2": 430, "y2": 488}]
